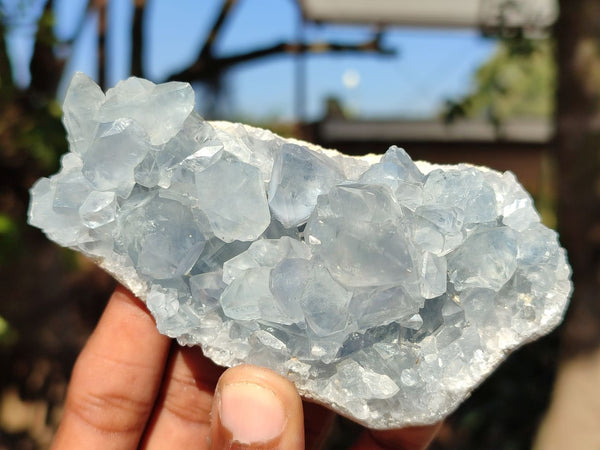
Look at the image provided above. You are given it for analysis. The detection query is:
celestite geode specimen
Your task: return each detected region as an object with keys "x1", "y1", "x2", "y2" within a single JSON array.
[{"x1": 28, "y1": 73, "x2": 572, "y2": 429}]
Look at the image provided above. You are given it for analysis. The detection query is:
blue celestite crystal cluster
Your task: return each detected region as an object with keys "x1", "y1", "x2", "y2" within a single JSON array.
[{"x1": 28, "y1": 73, "x2": 572, "y2": 429}]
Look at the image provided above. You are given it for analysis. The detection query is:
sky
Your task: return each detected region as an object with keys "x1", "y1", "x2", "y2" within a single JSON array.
[{"x1": 4, "y1": 0, "x2": 498, "y2": 121}]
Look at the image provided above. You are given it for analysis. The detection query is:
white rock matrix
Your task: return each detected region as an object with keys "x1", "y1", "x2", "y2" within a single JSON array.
[{"x1": 28, "y1": 73, "x2": 572, "y2": 429}]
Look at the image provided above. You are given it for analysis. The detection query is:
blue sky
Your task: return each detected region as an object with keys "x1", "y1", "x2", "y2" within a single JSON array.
[{"x1": 15, "y1": 0, "x2": 497, "y2": 121}]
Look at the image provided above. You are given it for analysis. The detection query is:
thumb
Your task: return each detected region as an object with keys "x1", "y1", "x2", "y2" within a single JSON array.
[{"x1": 209, "y1": 364, "x2": 305, "y2": 449}]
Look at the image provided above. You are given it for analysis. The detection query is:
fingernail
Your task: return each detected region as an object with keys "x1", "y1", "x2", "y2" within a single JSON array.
[{"x1": 218, "y1": 382, "x2": 287, "y2": 447}]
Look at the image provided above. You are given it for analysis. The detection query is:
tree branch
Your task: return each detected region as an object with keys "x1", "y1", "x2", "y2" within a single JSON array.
[
  {"x1": 199, "y1": 0, "x2": 238, "y2": 60},
  {"x1": 93, "y1": 0, "x2": 107, "y2": 89},
  {"x1": 168, "y1": 35, "x2": 395, "y2": 83},
  {"x1": 131, "y1": 0, "x2": 146, "y2": 77}
]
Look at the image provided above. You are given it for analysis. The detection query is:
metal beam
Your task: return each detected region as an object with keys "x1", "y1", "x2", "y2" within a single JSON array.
[{"x1": 299, "y1": 0, "x2": 557, "y2": 33}]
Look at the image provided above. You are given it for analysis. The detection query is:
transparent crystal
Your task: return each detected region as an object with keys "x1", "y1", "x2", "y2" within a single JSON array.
[
  {"x1": 28, "y1": 75, "x2": 572, "y2": 430},
  {"x1": 82, "y1": 119, "x2": 155, "y2": 197},
  {"x1": 268, "y1": 143, "x2": 344, "y2": 227},
  {"x1": 96, "y1": 77, "x2": 194, "y2": 145},
  {"x1": 195, "y1": 153, "x2": 270, "y2": 242},
  {"x1": 62, "y1": 72, "x2": 105, "y2": 155},
  {"x1": 79, "y1": 191, "x2": 116, "y2": 228}
]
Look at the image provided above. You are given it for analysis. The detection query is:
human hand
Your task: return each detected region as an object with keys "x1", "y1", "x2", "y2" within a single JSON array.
[{"x1": 52, "y1": 285, "x2": 441, "y2": 449}]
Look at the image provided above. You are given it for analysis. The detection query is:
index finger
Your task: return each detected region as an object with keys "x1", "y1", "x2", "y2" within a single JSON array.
[{"x1": 52, "y1": 285, "x2": 171, "y2": 450}]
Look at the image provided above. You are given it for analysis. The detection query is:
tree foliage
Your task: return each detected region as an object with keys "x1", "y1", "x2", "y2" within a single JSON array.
[{"x1": 445, "y1": 39, "x2": 555, "y2": 124}]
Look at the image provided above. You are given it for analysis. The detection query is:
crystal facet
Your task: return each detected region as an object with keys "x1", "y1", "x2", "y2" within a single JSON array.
[{"x1": 28, "y1": 74, "x2": 572, "y2": 429}]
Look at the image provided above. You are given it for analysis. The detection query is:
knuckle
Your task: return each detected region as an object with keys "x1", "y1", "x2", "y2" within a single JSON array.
[
  {"x1": 160, "y1": 374, "x2": 212, "y2": 425},
  {"x1": 67, "y1": 386, "x2": 152, "y2": 434},
  {"x1": 64, "y1": 351, "x2": 156, "y2": 434}
]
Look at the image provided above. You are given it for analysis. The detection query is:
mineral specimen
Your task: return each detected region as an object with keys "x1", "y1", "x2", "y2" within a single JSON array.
[{"x1": 28, "y1": 73, "x2": 572, "y2": 429}]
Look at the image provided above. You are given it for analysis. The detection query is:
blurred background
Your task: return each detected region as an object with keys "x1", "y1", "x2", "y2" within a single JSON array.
[{"x1": 0, "y1": 0, "x2": 597, "y2": 448}]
